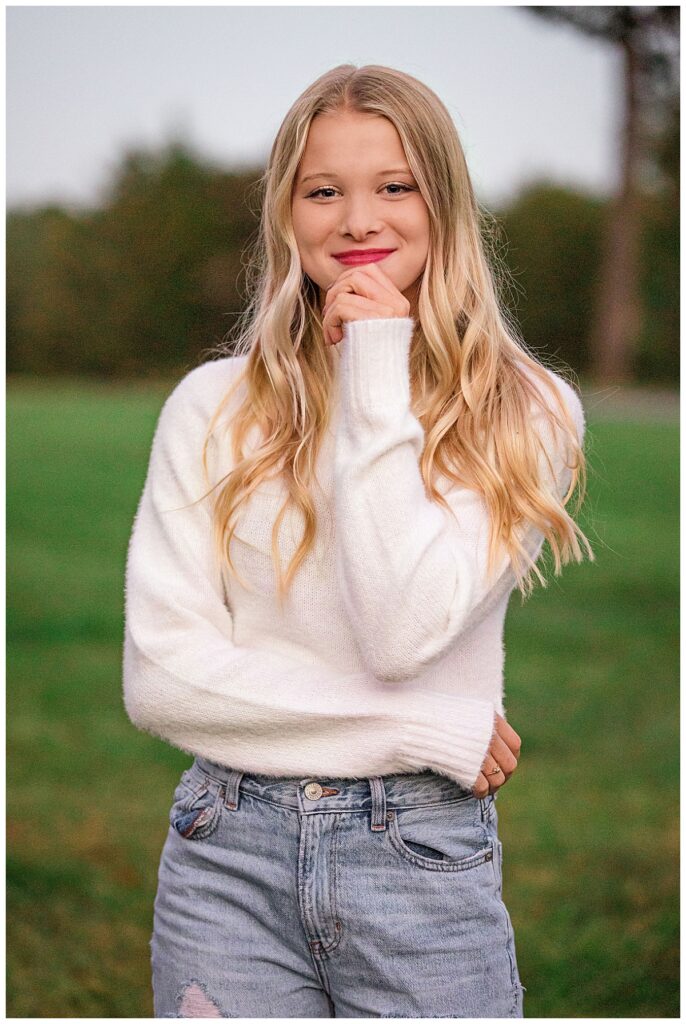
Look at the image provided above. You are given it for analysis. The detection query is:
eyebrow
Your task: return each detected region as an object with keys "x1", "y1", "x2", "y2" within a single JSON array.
[{"x1": 299, "y1": 167, "x2": 413, "y2": 185}]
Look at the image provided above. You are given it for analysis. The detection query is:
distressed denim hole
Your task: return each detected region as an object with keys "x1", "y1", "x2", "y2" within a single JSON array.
[{"x1": 176, "y1": 980, "x2": 224, "y2": 1018}]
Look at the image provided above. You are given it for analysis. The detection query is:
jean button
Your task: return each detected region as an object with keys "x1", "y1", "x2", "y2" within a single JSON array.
[{"x1": 304, "y1": 782, "x2": 323, "y2": 800}]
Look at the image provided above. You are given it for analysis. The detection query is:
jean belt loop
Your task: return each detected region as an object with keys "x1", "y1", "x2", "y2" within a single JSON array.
[
  {"x1": 368, "y1": 776, "x2": 387, "y2": 832},
  {"x1": 480, "y1": 792, "x2": 495, "y2": 822},
  {"x1": 223, "y1": 769, "x2": 245, "y2": 811}
]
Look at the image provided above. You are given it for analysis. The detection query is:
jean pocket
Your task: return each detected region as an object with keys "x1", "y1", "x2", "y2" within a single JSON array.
[
  {"x1": 387, "y1": 797, "x2": 495, "y2": 873},
  {"x1": 169, "y1": 766, "x2": 223, "y2": 841}
]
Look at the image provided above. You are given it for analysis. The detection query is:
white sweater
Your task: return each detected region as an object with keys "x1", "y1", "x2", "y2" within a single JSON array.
[{"x1": 123, "y1": 317, "x2": 584, "y2": 790}]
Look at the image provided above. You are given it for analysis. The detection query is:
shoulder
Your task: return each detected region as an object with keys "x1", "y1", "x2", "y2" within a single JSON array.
[
  {"x1": 520, "y1": 361, "x2": 586, "y2": 447},
  {"x1": 157, "y1": 354, "x2": 249, "y2": 437},
  {"x1": 516, "y1": 362, "x2": 586, "y2": 500}
]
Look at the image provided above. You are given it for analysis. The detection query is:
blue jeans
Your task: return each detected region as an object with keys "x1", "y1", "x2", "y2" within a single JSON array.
[{"x1": 151, "y1": 757, "x2": 526, "y2": 1018}]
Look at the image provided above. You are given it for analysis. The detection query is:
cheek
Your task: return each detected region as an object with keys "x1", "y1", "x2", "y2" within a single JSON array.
[
  {"x1": 298, "y1": 232, "x2": 327, "y2": 267},
  {"x1": 403, "y1": 222, "x2": 429, "y2": 257},
  {"x1": 394, "y1": 208, "x2": 428, "y2": 249},
  {"x1": 292, "y1": 207, "x2": 313, "y2": 247},
  {"x1": 413, "y1": 211, "x2": 431, "y2": 244},
  {"x1": 293, "y1": 206, "x2": 328, "y2": 248},
  {"x1": 405, "y1": 201, "x2": 430, "y2": 245}
]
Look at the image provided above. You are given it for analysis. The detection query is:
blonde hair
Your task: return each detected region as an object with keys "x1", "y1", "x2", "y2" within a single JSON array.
[{"x1": 201, "y1": 63, "x2": 594, "y2": 605}]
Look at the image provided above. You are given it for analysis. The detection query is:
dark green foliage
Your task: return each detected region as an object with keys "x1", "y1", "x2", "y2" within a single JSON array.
[
  {"x1": 6, "y1": 140, "x2": 678, "y2": 383},
  {"x1": 494, "y1": 183, "x2": 604, "y2": 372},
  {"x1": 635, "y1": 191, "x2": 679, "y2": 381},
  {"x1": 7, "y1": 141, "x2": 262, "y2": 377},
  {"x1": 496, "y1": 182, "x2": 679, "y2": 382}
]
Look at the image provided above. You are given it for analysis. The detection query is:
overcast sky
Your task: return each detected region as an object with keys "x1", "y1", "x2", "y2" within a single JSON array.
[{"x1": 7, "y1": 5, "x2": 622, "y2": 211}]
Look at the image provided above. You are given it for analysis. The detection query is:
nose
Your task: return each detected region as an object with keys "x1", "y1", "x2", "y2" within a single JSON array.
[{"x1": 338, "y1": 194, "x2": 384, "y2": 241}]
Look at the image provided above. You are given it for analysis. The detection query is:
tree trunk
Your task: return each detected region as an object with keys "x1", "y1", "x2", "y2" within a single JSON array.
[{"x1": 588, "y1": 35, "x2": 643, "y2": 383}]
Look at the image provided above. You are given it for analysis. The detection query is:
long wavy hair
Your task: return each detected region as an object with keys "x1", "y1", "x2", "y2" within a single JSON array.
[{"x1": 200, "y1": 63, "x2": 594, "y2": 605}]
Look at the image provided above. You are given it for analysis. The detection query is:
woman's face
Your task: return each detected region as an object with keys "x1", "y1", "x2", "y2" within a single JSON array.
[{"x1": 291, "y1": 110, "x2": 430, "y2": 317}]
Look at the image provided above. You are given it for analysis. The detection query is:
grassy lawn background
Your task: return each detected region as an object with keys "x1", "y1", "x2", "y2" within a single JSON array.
[{"x1": 7, "y1": 376, "x2": 678, "y2": 1018}]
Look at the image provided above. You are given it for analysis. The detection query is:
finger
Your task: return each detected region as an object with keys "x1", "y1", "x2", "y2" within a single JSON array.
[
  {"x1": 327, "y1": 292, "x2": 396, "y2": 322},
  {"x1": 355, "y1": 260, "x2": 414, "y2": 315},
  {"x1": 325, "y1": 258, "x2": 396, "y2": 288},
  {"x1": 488, "y1": 732, "x2": 518, "y2": 778},
  {"x1": 350, "y1": 258, "x2": 403, "y2": 296},
  {"x1": 494, "y1": 715, "x2": 522, "y2": 758},
  {"x1": 322, "y1": 278, "x2": 357, "y2": 314},
  {"x1": 480, "y1": 753, "x2": 507, "y2": 791},
  {"x1": 323, "y1": 259, "x2": 402, "y2": 298},
  {"x1": 323, "y1": 294, "x2": 396, "y2": 345},
  {"x1": 471, "y1": 771, "x2": 490, "y2": 799},
  {"x1": 324, "y1": 265, "x2": 406, "y2": 316},
  {"x1": 323, "y1": 274, "x2": 391, "y2": 317}
]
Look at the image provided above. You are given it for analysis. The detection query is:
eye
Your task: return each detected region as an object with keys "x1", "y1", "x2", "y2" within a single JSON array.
[
  {"x1": 382, "y1": 184, "x2": 414, "y2": 195},
  {"x1": 305, "y1": 183, "x2": 415, "y2": 200},
  {"x1": 307, "y1": 187, "x2": 338, "y2": 199}
]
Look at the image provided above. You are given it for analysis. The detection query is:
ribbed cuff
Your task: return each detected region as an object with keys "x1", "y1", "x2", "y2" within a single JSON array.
[
  {"x1": 340, "y1": 317, "x2": 415, "y2": 420},
  {"x1": 398, "y1": 690, "x2": 497, "y2": 791}
]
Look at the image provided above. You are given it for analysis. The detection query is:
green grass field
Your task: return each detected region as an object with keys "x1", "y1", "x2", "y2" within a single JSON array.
[{"x1": 7, "y1": 377, "x2": 678, "y2": 1018}]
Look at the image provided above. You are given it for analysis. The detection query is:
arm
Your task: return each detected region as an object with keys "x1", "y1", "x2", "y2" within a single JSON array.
[
  {"x1": 122, "y1": 362, "x2": 497, "y2": 789},
  {"x1": 333, "y1": 317, "x2": 585, "y2": 683}
]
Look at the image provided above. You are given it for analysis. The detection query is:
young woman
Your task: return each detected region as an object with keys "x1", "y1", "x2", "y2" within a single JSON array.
[{"x1": 123, "y1": 63, "x2": 593, "y2": 1018}]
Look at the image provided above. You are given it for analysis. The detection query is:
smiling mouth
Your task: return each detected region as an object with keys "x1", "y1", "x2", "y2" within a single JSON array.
[{"x1": 333, "y1": 250, "x2": 396, "y2": 265}]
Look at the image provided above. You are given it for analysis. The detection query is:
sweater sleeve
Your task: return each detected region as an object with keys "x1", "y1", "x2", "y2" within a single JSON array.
[
  {"x1": 122, "y1": 362, "x2": 498, "y2": 790},
  {"x1": 334, "y1": 317, "x2": 585, "y2": 683}
]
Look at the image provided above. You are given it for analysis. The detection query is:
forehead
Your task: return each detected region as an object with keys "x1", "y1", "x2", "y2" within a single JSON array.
[{"x1": 297, "y1": 111, "x2": 407, "y2": 177}]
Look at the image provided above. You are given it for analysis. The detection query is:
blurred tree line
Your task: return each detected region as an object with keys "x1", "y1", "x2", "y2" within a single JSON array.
[
  {"x1": 7, "y1": 133, "x2": 678, "y2": 384},
  {"x1": 526, "y1": 5, "x2": 679, "y2": 383}
]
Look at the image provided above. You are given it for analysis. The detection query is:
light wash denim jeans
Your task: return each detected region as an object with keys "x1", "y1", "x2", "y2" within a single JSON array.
[{"x1": 151, "y1": 756, "x2": 526, "y2": 1018}]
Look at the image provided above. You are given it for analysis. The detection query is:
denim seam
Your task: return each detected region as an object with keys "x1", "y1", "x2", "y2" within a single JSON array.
[
  {"x1": 180, "y1": 782, "x2": 209, "y2": 807},
  {"x1": 495, "y1": 839, "x2": 519, "y2": 999},
  {"x1": 298, "y1": 814, "x2": 317, "y2": 945},
  {"x1": 317, "y1": 813, "x2": 343, "y2": 956},
  {"x1": 175, "y1": 777, "x2": 208, "y2": 803}
]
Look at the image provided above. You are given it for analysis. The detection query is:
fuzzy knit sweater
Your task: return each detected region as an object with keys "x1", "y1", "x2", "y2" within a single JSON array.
[{"x1": 123, "y1": 317, "x2": 584, "y2": 791}]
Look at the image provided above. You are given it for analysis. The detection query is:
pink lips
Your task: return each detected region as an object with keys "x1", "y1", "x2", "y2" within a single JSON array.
[{"x1": 333, "y1": 249, "x2": 396, "y2": 266}]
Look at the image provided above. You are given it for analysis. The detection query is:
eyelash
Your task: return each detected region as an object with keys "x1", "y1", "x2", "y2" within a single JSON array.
[{"x1": 306, "y1": 183, "x2": 414, "y2": 199}]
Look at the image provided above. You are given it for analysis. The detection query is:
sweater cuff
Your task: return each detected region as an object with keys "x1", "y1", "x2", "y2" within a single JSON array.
[
  {"x1": 340, "y1": 317, "x2": 415, "y2": 419},
  {"x1": 398, "y1": 691, "x2": 497, "y2": 791}
]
